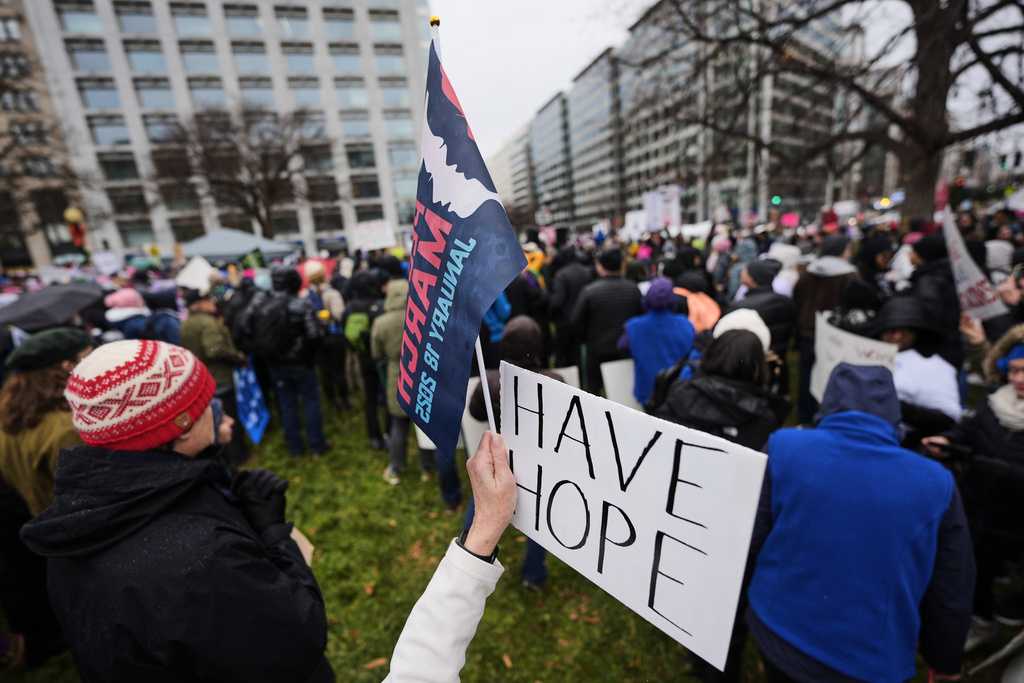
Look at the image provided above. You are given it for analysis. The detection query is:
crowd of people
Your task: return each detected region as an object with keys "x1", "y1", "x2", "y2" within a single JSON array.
[{"x1": 1, "y1": 201, "x2": 1024, "y2": 681}]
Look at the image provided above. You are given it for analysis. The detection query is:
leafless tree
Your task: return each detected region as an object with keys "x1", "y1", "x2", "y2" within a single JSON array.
[
  {"x1": 620, "y1": 0, "x2": 1024, "y2": 220},
  {"x1": 150, "y1": 106, "x2": 333, "y2": 237}
]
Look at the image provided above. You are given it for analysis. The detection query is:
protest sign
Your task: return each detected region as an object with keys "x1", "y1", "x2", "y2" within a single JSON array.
[
  {"x1": 501, "y1": 363, "x2": 767, "y2": 670},
  {"x1": 91, "y1": 251, "x2": 122, "y2": 276},
  {"x1": 348, "y1": 219, "x2": 397, "y2": 252},
  {"x1": 234, "y1": 359, "x2": 270, "y2": 445},
  {"x1": 810, "y1": 313, "x2": 897, "y2": 401},
  {"x1": 175, "y1": 256, "x2": 214, "y2": 293},
  {"x1": 395, "y1": 30, "x2": 526, "y2": 457},
  {"x1": 941, "y1": 207, "x2": 1008, "y2": 321}
]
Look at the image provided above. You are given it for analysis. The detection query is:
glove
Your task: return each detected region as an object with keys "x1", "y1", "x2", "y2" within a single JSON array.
[{"x1": 232, "y1": 469, "x2": 289, "y2": 534}]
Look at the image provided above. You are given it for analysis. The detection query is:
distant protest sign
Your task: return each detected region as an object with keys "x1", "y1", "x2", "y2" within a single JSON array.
[
  {"x1": 942, "y1": 207, "x2": 1008, "y2": 321},
  {"x1": 348, "y1": 219, "x2": 397, "y2": 252},
  {"x1": 500, "y1": 363, "x2": 767, "y2": 671},
  {"x1": 810, "y1": 313, "x2": 897, "y2": 401}
]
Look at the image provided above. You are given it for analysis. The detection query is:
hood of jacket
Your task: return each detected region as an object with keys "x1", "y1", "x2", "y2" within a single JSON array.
[
  {"x1": 817, "y1": 362, "x2": 901, "y2": 430},
  {"x1": 21, "y1": 446, "x2": 229, "y2": 559},
  {"x1": 105, "y1": 306, "x2": 151, "y2": 324},
  {"x1": 806, "y1": 255, "x2": 857, "y2": 277},
  {"x1": 985, "y1": 323, "x2": 1024, "y2": 383},
  {"x1": 667, "y1": 375, "x2": 783, "y2": 428},
  {"x1": 383, "y1": 279, "x2": 408, "y2": 313}
]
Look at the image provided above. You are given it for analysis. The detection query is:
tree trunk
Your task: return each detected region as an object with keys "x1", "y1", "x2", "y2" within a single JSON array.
[{"x1": 898, "y1": 144, "x2": 942, "y2": 223}]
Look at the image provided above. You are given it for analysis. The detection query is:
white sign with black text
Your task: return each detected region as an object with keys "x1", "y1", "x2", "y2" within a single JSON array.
[{"x1": 500, "y1": 362, "x2": 767, "y2": 671}]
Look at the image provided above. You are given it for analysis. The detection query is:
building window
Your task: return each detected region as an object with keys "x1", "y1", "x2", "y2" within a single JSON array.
[
  {"x1": 392, "y1": 171, "x2": 417, "y2": 199},
  {"x1": 135, "y1": 78, "x2": 174, "y2": 108},
  {"x1": 125, "y1": 41, "x2": 165, "y2": 73},
  {"x1": 143, "y1": 114, "x2": 178, "y2": 143},
  {"x1": 369, "y1": 12, "x2": 402, "y2": 42},
  {"x1": 89, "y1": 116, "x2": 130, "y2": 145},
  {"x1": 189, "y1": 78, "x2": 225, "y2": 109},
  {"x1": 78, "y1": 79, "x2": 120, "y2": 109},
  {"x1": 346, "y1": 144, "x2": 375, "y2": 169},
  {"x1": 379, "y1": 80, "x2": 409, "y2": 108},
  {"x1": 152, "y1": 150, "x2": 190, "y2": 177},
  {"x1": 232, "y1": 42, "x2": 268, "y2": 74},
  {"x1": 299, "y1": 112, "x2": 326, "y2": 139},
  {"x1": 0, "y1": 53, "x2": 30, "y2": 79},
  {"x1": 115, "y1": 1, "x2": 156, "y2": 33},
  {"x1": 224, "y1": 4, "x2": 261, "y2": 37},
  {"x1": 98, "y1": 152, "x2": 139, "y2": 181},
  {"x1": 313, "y1": 208, "x2": 343, "y2": 233},
  {"x1": 272, "y1": 211, "x2": 299, "y2": 235},
  {"x1": 107, "y1": 187, "x2": 149, "y2": 215},
  {"x1": 170, "y1": 217, "x2": 205, "y2": 241},
  {"x1": 355, "y1": 204, "x2": 384, "y2": 222},
  {"x1": 10, "y1": 121, "x2": 46, "y2": 146},
  {"x1": 289, "y1": 77, "x2": 319, "y2": 107},
  {"x1": 59, "y1": 6, "x2": 104, "y2": 34},
  {"x1": 340, "y1": 116, "x2": 370, "y2": 138},
  {"x1": 23, "y1": 157, "x2": 56, "y2": 177},
  {"x1": 336, "y1": 79, "x2": 368, "y2": 109},
  {"x1": 282, "y1": 44, "x2": 314, "y2": 74},
  {"x1": 388, "y1": 143, "x2": 418, "y2": 168},
  {"x1": 302, "y1": 145, "x2": 334, "y2": 174},
  {"x1": 323, "y1": 10, "x2": 355, "y2": 40},
  {"x1": 180, "y1": 42, "x2": 218, "y2": 74},
  {"x1": 117, "y1": 219, "x2": 155, "y2": 247},
  {"x1": 351, "y1": 175, "x2": 380, "y2": 199},
  {"x1": 275, "y1": 6, "x2": 309, "y2": 39},
  {"x1": 0, "y1": 17, "x2": 20, "y2": 41},
  {"x1": 238, "y1": 77, "x2": 273, "y2": 106},
  {"x1": 0, "y1": 90, "x2": 39, "y2": 112},
  {"x1": 171, "y1": 2, "x2": 210, "y2": 37},
  {"x1": 330, "y1": 47, "x2": 361, "y2": 74},
  {"x1": 374, "y1": 50, "x2": 405, "y2": 75},
  {"x1": 307, "y1": 178, "x2": 339, "y2": 203},
  {"x1": 219, "y1": 213, "x2": 252, "y2": 232},
  {"x1": 368, "y1": 0, "x2": 400, "y2": 7},
  {"x1": 67, "y1": 40, "x2": 110, "y2": 72},
  {"x1": 160, "y1": 183, "x2": 199, "y2": 212},
  {"x1": 384, "y1": 114, "x2": 413, "y2": 140}
]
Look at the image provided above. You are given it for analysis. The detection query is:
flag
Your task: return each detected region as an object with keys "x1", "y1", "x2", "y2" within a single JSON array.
[
  {"x1": 241, "y1": 248, "x2": 265, "y2": 270},
  {"x1": 941, "y1": 207, "x2": 1007, "y2": 321},
  {"x1": 396, "y1": 35, "x2": 526, "y2": 457},
  {"x1": 234, "y1": 358, "x2": 270, "y2": 444}
]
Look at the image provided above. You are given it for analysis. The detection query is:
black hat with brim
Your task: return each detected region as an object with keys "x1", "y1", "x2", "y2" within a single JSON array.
[{"x1": 5, "y1": 327, "x2": 92, "y2": 372}]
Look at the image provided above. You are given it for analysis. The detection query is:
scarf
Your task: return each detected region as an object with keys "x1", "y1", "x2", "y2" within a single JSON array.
[{"x1": 988, "y1": 384, "x2": 1024, "y2": 432}]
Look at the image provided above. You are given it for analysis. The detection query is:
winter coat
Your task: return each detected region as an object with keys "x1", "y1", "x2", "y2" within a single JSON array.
[
  {"x1": 893, "y1": 349, "x2": 962, "y2": 422},
  {"x1": 624, "y1": 311, "x2": 695, "y2": 405},
  {"x1": 371, "y1": 279, "x2": 409, "y2": 417},
  {"x1": 672, "y1": 287, "x2": 721, "y2": 333},
  {"x1": 275, "y1": 294, "x2": 324, "y2": 366},
  {"x1": 105, "y1": 307, "x2": 150, "y2": 340},
  {"x1": 908, "y1": 259, "x2": 963, "y2": 368},
  {"x1": 180, "y1": 311, "x2": 246, "y2": 390},
  {"x1": 549, "y1": 262, "x2": 593, "y2": 326},
  {"x1": 571, "y1": 276, "x2": 643, "y2": 360},
  {"x1": 792, "y1": 257, "x2": 858, "y2": 339},
  {"x1": 747, "y1": 365, "x2": 974, "y2": 682},
  {"x1": 655, "y1": 375, "x2": 787, "y2": 451},
  {"x1": 728, "y1": 286, "x2": 797, "y2": 355},
  {"x1": 0, "y1": 411, "x2": 79, "y2": 516},
  {"x1": 20, "y1": 447, "x2": 333, "y2": 683}
]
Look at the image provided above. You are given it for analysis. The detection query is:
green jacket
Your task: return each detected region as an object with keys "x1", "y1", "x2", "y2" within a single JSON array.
[
  {"x1": 180, "y1": 311, "x2": 246, "y2": 390},
  {"x1": 0, "y1": 410, "x2": 80, "y2": 516},
  {"x1": 371, "y1": 279, "x2": 409, "y2": 417}
]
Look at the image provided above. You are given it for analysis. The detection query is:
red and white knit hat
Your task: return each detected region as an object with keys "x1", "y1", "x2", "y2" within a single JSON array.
[{"x1": 65, "y1": 340, "x2": 216, "y2": 451}]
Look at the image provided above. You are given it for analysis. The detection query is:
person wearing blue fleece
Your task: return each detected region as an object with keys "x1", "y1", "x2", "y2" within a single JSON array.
[{"x1": 746, "y1": 362, "x2": 975, "y2": 683}]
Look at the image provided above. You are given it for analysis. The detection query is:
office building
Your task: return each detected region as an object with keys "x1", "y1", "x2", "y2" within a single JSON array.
[{"x1": 24, "y1": 0, "x2": 430, "y2": 257}]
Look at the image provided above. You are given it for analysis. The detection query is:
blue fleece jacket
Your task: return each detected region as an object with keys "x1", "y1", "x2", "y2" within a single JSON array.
[
  {"x1": 748, "y1": 409, "x2": 954, "y2": 682},
  {"x1": 624, "y1": 310, "x2": 695, "y2": 404}
]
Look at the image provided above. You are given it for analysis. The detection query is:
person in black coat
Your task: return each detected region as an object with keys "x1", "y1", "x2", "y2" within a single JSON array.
[
  {"x1": 571, "y1": 248, "x2": 643, "y2": 393},
  {"x1": 20, "y1": 340, "x2": 334, "y2": 683},
  {"x1": 729, "y1": 259, "x2": 796, "y2": 395},
  {"x1": 548, "y1": 248, "x2": 593, "y2": 368},
  {"x1": 908, "y1": 235, "x2": 963, "y2": 369}
]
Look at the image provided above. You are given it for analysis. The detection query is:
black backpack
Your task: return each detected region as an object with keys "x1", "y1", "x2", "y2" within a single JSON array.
[
  {"x1": 644, "y1": 356, "x2": 689, "y2": 415},
  {"x1": 249, "y1": 293, "x2": 293, "y2": 359}
]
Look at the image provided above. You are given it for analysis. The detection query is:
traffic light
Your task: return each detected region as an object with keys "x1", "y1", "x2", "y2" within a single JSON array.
[{"x1": 770, "y1": 195, "x2": 782, "y2": 206}]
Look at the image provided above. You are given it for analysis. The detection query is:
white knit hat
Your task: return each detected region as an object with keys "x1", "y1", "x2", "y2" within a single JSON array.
[
  {"x1": 713, "y1": 308, "x2": 772, "y2": 352},
  {"x1": 65, "y1": 340, "x2": 216, "y2": 451}
]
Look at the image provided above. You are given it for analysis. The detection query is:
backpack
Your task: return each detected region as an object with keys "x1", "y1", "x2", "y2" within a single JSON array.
[
  {"x1": 643, "y1": 355, "x2": 689, "y2": 415},
  {"x1": 233, "y1": 290, "x2": 268, "y2": 352},
  {"x1": 344, "y1": 310, "x2": 371, "y2": 355},
  {"x1": 249, "y1": 293, "x2": 294, "y2": 359},
  {"x1": 307, "y1": 287, "x2": 341, "y2": 335}
]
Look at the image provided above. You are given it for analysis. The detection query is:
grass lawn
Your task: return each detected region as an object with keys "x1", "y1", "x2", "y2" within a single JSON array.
[{"x1": 11, "y1": 392, "x2": 1021, "y2": 682}]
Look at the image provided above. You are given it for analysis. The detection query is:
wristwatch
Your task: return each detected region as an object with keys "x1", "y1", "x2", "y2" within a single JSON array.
[{"x1": 456, "y1": 527, "x2": 499, "y2": 564}]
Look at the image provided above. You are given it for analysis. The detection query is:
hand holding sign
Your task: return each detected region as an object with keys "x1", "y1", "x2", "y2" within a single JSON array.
[{"x1": 464, "y1": 432, "x2": 517, "y2": 557}]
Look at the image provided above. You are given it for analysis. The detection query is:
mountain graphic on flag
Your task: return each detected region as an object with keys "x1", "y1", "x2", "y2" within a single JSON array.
[{"x1": 395, "y1": 37, "x2": 526, "y2": 457}]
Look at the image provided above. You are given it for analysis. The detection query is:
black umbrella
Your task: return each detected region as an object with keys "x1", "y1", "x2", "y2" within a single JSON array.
[{"x1": 0, "y1": 282, "x2": 105, "y2": 332}]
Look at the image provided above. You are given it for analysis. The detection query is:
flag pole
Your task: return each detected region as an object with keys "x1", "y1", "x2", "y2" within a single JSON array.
[{"x1": 429, "y1": 14, "x2": 496, "y2": 435}]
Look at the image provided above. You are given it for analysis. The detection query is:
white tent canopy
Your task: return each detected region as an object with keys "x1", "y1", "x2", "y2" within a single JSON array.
[{"x1": 181, "y1": 228, "x2": 297, "y2": 261}]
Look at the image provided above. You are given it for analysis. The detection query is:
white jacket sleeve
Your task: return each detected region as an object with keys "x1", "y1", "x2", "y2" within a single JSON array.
[{"x1": 384, "y1": 538, "x2": 504, "y2": 683}]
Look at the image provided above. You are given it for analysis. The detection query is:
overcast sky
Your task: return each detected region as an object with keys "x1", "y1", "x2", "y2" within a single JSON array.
[{"x1": 427, "y1": 0, "x2": 648, "y2": 159}]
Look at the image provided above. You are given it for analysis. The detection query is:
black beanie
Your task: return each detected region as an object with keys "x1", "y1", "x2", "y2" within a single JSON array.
[
  {"x1": 912, "y1": 235, "x2": 947, "y2": 263},
  {"x1": 746, "y1": 259, "x2": 782, "y2": 287}
]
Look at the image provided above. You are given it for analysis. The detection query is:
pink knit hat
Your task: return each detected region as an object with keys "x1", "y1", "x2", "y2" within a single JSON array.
[
  {"x1": 104, "y1": 287, "x2": 145, "y2": 309},
  {"x1": 65, "y1": 340, "x2": 216, "y2": 451}
]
